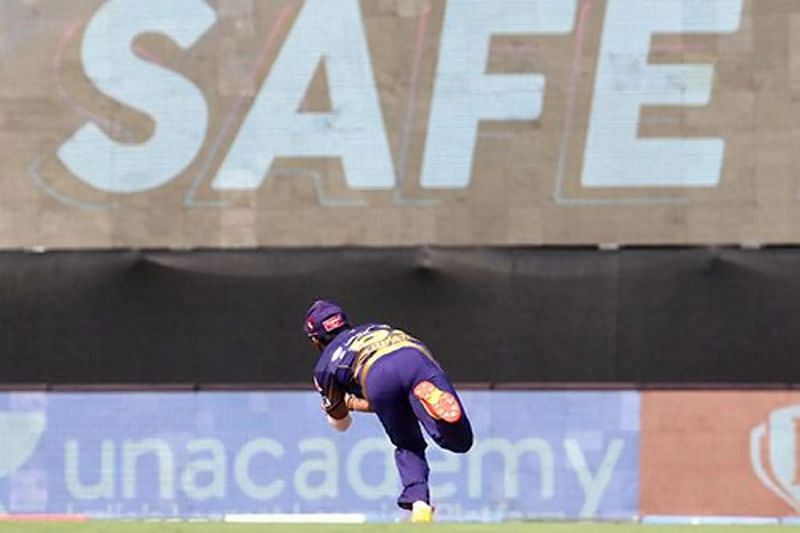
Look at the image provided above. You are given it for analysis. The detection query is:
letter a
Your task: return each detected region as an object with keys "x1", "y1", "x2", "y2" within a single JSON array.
[{"x1": 214, "y1": 0, "x2": 394, "y2": 191}]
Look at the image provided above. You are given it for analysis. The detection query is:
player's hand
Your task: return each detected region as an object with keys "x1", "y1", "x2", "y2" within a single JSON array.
[
  {"x1": 345, "y1": 394, "x2": 372, "y2": 412},
  {"x1": 327, "y1": 413, "x2": 352, "y2": 432}
]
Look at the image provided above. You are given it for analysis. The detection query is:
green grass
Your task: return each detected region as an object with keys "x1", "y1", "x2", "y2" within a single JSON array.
[{"x1": 0, "y1": 524, "x2": 798, "y2": 533}]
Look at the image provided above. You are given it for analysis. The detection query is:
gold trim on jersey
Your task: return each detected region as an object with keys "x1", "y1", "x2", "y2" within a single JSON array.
[{"x1": 351, "y1": 329, "x2": 435, "y2": 401}]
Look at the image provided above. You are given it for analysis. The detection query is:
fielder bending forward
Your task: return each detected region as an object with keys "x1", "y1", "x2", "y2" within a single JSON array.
[{"x1": 304, "y1": 300, "x2": 474, "y2": 523}]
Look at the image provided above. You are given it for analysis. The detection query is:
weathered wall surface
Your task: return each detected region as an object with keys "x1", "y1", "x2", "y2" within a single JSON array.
[{"x1": 1, "y1": 0, "x2": 797, "y2": 247}]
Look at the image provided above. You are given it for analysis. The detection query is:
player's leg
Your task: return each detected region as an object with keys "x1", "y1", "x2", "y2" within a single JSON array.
[
  {"x1": 365, "y1": 357, "x2": 432, "y2": 510},
  {"x1": 407, "y1": 354, "x2": 474, "y2": 453}
]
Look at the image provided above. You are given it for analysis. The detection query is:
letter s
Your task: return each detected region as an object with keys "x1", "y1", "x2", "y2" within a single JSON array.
[{"x1": 58, "y1": 0, "x2": 216, "y2": 193}]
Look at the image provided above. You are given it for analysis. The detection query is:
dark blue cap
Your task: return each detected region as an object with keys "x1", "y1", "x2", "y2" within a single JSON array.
[{"x1": 304, "y1": 300, "x2": 349, "y2": 339}]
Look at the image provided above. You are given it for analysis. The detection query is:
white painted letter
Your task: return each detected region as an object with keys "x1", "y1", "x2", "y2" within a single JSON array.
[
  {"x1": 234, "y1": 438, "x2": 285, "y2": 500},
  {"x1": 65, "y1": 440, "x2": 115, "y2": 500},
  {"x1": 565, "y1": 438, "x2": 624, "y2": 518},
  {"x1": 468, "y1": 438, "x2": 554, "y2": 499},
  {"x1": 295, "y1": 438, "x2": 338, "y2": 501},
  {"x1": 58, "y1": 0, "x2": 215, "y2": 193},
  {"x1": 421, "y1": 0, "x2": 577, "y2": 188},
  {"x1": 213, "y1": 0, "x2": 394, "y2": 191},
  {"x1": 428, "y1": 449, "x2": 461, "y2": 500},
  {"x1": 582, "y1": 0, "x2": 743, "y2": 187},
  {"x1": 346, "y1": 438, "x2": 397, "y2": 500},
  {"x1": 122, "y1": 439, "x2": 175, "y2": 499},
  {"x1": 181, "y1": 439, "x2": 226, "y2": 501}
]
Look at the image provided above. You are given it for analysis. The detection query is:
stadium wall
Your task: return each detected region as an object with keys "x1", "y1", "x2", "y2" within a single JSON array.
[
  {"x1": 2, "y1": 0, "x2": 799, "y2": 524},
  {"x1": 1, "y1": 247, "x2": 798, "y2": 387},
  {"x1": 1, "y1": 0, "x2": 799, "y2": 247}
]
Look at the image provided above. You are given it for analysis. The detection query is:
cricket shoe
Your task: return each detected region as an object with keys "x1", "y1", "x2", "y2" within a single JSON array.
[
  {"x1": 413, "y1": 381, "x2": 462, "y2": 423},
  {"x1": 411, "y1": 501, "x2": 434, "y2": 523}
]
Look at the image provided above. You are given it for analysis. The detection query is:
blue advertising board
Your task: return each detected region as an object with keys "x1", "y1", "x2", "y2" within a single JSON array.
[{"x1": 0, "y1": 391, "x2": 639, "y2": 521}]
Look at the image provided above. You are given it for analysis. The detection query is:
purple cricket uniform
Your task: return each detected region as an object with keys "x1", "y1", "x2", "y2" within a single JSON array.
[{"x1": 313, "y1": 323, "x2": 473, "y2": 509}]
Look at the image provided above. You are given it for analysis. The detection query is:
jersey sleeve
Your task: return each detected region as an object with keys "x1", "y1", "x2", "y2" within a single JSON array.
[{"x1": 313, "y1": 370, "x2": 349, "y2": 420}]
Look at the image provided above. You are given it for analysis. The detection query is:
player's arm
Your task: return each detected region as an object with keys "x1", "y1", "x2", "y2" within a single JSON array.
[{"x1": 313, "y1": 375, "x2": 352, "y2": 431}]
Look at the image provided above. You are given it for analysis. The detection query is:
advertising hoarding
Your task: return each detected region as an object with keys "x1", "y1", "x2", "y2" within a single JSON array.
[
  {"x1": 0, "y1": 391, "x2": 639, "y2": 521},
  {"x1": 641, "y1": 391, "x2": 800, "y2": 518}
]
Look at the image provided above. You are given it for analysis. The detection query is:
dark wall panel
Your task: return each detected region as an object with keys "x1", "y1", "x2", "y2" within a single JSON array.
[
  {"x1": 0, "y1": 247, "x2": 796, "y2": 386},
  {"x1": 618, "y1": 248, "x2": 800, "y2": 383}
]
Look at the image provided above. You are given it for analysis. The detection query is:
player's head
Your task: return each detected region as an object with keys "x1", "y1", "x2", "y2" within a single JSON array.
[{"x1": 304, "y1": 299, "x2": 351, "y2": 351}]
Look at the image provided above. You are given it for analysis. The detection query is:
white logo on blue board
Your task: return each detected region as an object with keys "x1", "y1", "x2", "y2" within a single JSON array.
[{"x1": 0, "y1": 411, "x2": 47, "y2": 512}]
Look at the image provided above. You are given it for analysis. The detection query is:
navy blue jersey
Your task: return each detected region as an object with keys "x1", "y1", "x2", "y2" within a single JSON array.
[{"x1": 313, "y1": 323, "x2": 432, "y2": 419}]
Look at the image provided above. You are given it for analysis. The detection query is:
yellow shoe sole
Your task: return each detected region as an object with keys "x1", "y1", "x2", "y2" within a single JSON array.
[{"x1": 413, "y1": 381, "x2": 462, "y2": 423}]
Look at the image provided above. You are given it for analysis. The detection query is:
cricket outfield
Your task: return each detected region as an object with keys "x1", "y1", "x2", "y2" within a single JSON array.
[{"x1": 1, "y1": 523, "x2": 798, "y2": 533}]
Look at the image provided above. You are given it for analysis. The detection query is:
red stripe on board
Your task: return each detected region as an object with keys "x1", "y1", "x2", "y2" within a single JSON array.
[{"x1": 0, "y1": 514, "x2": 88, "y2": 522}]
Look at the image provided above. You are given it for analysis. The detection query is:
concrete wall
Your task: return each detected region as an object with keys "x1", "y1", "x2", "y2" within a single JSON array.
[{"x1": 0, "y1": 0, "x2": 797, "y2": 247}]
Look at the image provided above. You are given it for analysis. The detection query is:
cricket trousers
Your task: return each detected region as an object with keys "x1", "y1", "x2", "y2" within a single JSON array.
[{"x1": 363, "y1": 347, "x2": 473, "y2": 509}]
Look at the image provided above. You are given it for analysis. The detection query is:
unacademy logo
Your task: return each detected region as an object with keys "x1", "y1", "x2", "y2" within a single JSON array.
[
  {"x1": 751, "y1": 405, "x2": 800, "y2": 511},
  {"x1": 0, "y1": 411, "x2": 46, "y2": 510}
]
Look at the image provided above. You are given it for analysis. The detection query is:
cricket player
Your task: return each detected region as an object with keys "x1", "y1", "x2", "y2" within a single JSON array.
[{"x1": 304, "y1": 299, "x2": 473, "y2": 523}]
